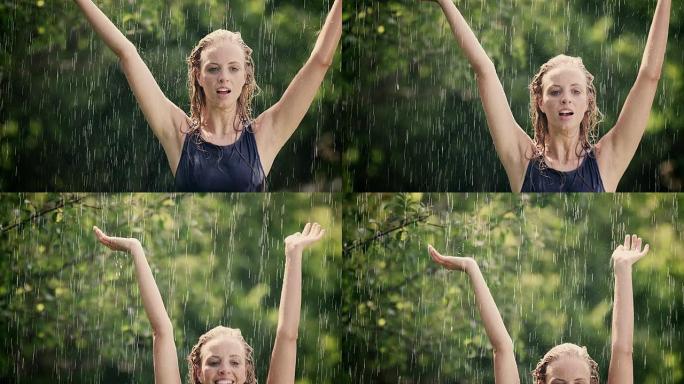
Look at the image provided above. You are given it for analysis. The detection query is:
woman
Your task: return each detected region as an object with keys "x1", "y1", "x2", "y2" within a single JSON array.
[
  {"x1": 420, "y1": 0, "x2": 670, "y2": 192},
  {"x1": 428, "y1": 234, "x2": 650, "y2": 383},
  {"x1": 74, "y1": 0, "x2": 342, "y2": 191},
  {"x1": 93, "y1": 222, "x2": 325, "y2": 384}
]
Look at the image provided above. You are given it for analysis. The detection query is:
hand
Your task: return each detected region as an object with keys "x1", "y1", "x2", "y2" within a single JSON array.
[
  {"x1": 428, "y1": 245, "x2": 476, "y2": 272},
  {"x1": 93, "y1": 226, "x2": 141, "y2": 253},
  {"x1": 284, "y1": 223, "x2": 325, "y2": 255},
  {"x1": 612, "y1": 234, "x2": 650, "y2": 270}
]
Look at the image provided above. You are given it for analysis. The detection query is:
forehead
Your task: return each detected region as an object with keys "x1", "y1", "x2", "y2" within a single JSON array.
[
  {"x1": 201, "y1": 40, "x2": 245, "y2": 65},
  {"x1": 546, "y1": 355, "x2": 591, "y2": 382},
  {"x1": 201, "y1": 335, "x2": 246, "y2": 360},
  {"x1": 542, "y1": 65, "x2": 587, "y2": 88}
]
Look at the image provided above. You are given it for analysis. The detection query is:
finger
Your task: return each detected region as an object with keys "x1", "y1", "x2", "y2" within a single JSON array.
[
  {"x1": 624, "y1": 234, "x2": 630, "y2": 249},
  {"x1": 631, "y1": 234, "x2": 638, "y2": 250},
  {"x1": 311, "y1": 223, "x2": 321, "y2": 236},
  {"x1": 634, "y1": 236, "x2": 642, "y2": 252},
  {"x1": 428, "y1": 245, "x2": 442, "y2": 262},
  {"x1": 639, "y1": 244, "x2": 650, "y2": 257},
  {"x1": 312, "y1": 226, "x2": 324, "y2": 240},
  {"x1": 302, "y1": 223, "x2": 312, "y2": 236}
]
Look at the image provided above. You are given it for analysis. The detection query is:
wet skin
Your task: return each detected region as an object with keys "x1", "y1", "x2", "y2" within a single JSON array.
[
  {"x1": 198, "y1": 336, "x2": 248, "y2": 384},
  {"x1": 545, "y1": 355, "x2": 592, "y2": 384}
]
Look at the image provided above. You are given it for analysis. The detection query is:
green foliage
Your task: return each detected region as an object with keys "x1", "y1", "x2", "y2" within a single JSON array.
[
  {"x1": 0, "y1": 193, "x2": 343, "y2": 383},
  {"x1": 343, "y1": 0, "x2": 684, "y2": 191},
  {"x1": 343, "y1": 193, "x2": 684, "y2": 383},
  {"x1": 0, "y1": 1, "x2": 341, "y2": 191}
]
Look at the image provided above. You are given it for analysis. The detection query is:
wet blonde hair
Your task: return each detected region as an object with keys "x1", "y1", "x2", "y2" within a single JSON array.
[
  {"x1": 186, "y1": 30, "x2": 260, "y2": 132},
  {"x1": 187, "y1": 326, "x2": 257, "y2": 384},
  {"x1": 529, "y1": 55, "x2": 603, "y2": 162},
  {"x1": 532, "y1": 343, "x2": 599, "y2": 384}
]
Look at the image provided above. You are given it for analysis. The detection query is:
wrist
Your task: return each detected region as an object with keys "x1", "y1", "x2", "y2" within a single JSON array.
[
  {"x1": 285, "y1": 248, "x2": 303, "y2": 260},
  {"x1": 613, "y1": 263, "x2": 633, "y2": 277},
  {"x1": 128, "y1": 239, "x2": 143, "y2": 253},
  {"x1": 464, "y1": 258, "x2": 479, "y2": 275}
]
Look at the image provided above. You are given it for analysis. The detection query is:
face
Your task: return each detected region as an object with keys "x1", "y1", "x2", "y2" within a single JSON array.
[
  {"x1": 197, "y1": 336, "x2": 248, "y2": 384},
  {"x1": 198, "y1": 39, "x2": 247, "y2": 108},
  {"x1": 545, "y1": 355, "x2": 592, "y2": 384},
  {"x1": 538, "y1": 65, "x2": 589, "y2": 132}
]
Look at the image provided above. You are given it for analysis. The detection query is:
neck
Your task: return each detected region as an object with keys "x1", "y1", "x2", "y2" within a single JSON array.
[
  {"x1": 201, "y1": 104, "x2": 241, "y2": 137},
  {"x1": 544, "y1": 126, "x2": 584, "y2": 163}
]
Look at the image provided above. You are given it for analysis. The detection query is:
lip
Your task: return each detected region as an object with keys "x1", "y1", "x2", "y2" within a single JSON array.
[
  {"x1": 558, "y1": 109, "x2": 574, "y2": 120},
  {"x1": 215, "y1": 380, "x2": 234, "y2": 384},
  {"x1": 216, "y1": 88, "x2": 232, "y2": 95}
]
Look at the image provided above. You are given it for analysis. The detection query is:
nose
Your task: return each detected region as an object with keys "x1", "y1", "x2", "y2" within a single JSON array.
[
  {"x1": 218, "y1": 68, "x2": 230, "y2": 84},
  {"x1": 560, "y1": 91, "x2": 570, "y2": 104}
]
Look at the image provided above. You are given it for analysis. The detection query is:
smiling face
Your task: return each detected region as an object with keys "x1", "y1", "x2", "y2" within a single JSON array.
[
  {"x1": 545, "y1": 355, "x2": 592, "y2": 384},
  {"x1": 197, "y1": 335, "x2": 247, "y2": 384},
  {"x1": 197, "y1": 39, "x2": 247, "y2": 109},
  {"x1": 538, "y1": 65, "x2": 589, "y2": 133}
]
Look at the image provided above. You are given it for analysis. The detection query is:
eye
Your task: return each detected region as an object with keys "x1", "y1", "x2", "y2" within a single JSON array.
[
  {"x1": 208, "y1": 67, "x2": 219, "y2": 73},
  {"x1": 230, "y1": 66, "x2": 240, "y2": 72},
  {"x1": 550, "y1": 90, "x2": 561, "y2": 96},
  {"x1": 208, "y1": 360, "x2": 220, "y2": 367},
  {"x1": 230, "y1": 360, "x2": 241, "y2": 367}
]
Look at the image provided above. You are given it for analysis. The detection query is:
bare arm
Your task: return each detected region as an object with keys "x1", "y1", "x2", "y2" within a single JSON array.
[
  {"x1": 266, "y1": 223, "x2": 325, "y2": 384},
  {"x1": 427, "y1": 0, "x2": 533, "y2": 190},
  {"x1": 597, "y1": 0, "x2": 670, "y2": 191},
  {"x1": 428, "y1": 245, "x2": 520, "y2": 384},
  {"x1": 607, "y1": 234, "x2": 650, "y2": 384},
  {"x1": 254, "y1": 0, "x2": 342, "y2": 174},
  {"x1": 93, "y1": 226, "x2": 181, "y2": 384},
  {"x1": 73, "y1": 0, "x2": 187, "y2": 173}
]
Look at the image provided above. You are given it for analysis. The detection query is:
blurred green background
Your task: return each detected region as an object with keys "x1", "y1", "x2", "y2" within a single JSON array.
[
  {"x1": 0, "y1": 193, "x2": 343, "y2": 383},
  {"x1": 0, "y1": 0, "x2": 341, "y2": 191},
  {"x1": 343, "y1": 0, "x2": 684, "y2": 191},
  {"x1": 343, "y1": 193, "x2": 684, "y2": 383}
]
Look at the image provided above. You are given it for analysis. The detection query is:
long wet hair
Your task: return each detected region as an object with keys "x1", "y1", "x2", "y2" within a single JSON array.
[
  {"x1": 528, "y1": 55, "x2": 603, "y2": 163},
  {"x1": 187, "y1": 326, "x2": 257, "y2": 384},
  {"x1": 186, "y1": 30, "x2": 260, "y2": 133},
  {"x1": 532, "y1": 343, "x2": 599, "y2": 384}
]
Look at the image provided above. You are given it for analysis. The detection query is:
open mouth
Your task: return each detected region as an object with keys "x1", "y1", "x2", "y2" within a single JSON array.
[
  {"x1": 217, "y1": 88, "x2": 232, "y2": 95},
  {"x1": 215, "y1": 380, "x2": 234, "y2": 384},
  {"x1": 559, "y1": 111, "x2": 574, "y2": 117}
]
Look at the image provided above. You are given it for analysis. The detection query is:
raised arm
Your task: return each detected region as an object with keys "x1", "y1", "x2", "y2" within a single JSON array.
[
  {"x1": 425, "y1": 0, "x2": 533, "y2": 190},
  {"x1": 607, "y1": 234, "x2": 650, "y2": 384},
  {"x1": 93, "y1": 226, "x2": 181, "y2": 384},
  {"x1": 428, "y1": 245, "x2": 520, "y2": 384},
  {"x1": 597, "y1": 0, "x2": 671, "y2": 191},
  {"x1": 266, "y1": 223, "x2": 325, "y2": 384},
  {"x1": 254, "y1": 0, "x2": 341, "y2": 173},
  {"x1": 73, "y1": 0, "x2": 187, "y2": 173}
]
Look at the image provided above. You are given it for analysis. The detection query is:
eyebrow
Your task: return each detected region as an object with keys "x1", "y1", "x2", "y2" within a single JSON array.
[
  {"x1": 549, "y1": 83, "x2": 583, "y2": 88},
  {"x1": 208, "y1": 354, "x2": 243, "y2": 359},
  {"x1": 206, "y1": 61, "x2": 242, "y2": 66}
]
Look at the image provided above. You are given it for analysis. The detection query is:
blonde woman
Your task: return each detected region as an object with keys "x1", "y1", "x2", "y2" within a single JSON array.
[
  {"x1": 93, "y1": 222, "x2": 325, "y2": 384},
  {"x1": 428, "y1": 234, "x2": 649, "y2": 383},
  {"x1": 75, "y1": 0, "x2": 341, "y2": 191},
  {"x1": 421, "y1": 0, "x2": 670, "y2": 191}
]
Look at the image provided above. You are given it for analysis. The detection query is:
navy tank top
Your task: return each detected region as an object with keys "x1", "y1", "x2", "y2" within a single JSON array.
[
  {"x1": 520, "y1": 149, "x2": 605, "y2": 192},
  {"x1": 174, "y1": 126, "x2": 265, "y2": 192}
]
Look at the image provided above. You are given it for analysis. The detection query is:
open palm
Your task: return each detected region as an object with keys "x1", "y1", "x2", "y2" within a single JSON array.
[
  {"x1": 93, "y1": 226, "x2": 140, "y2": 253},
  {"x1": 612, "y1": 234, "x2": 649, "y2": 269},
  {"x1": 285, "y1": 222, "x2": 325, "y2": 254},
  {"x1": 428, "y1": 245, "x2": 475, "y2": 272}
]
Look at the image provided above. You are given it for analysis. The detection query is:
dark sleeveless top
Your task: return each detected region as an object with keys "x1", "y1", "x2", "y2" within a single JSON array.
[
  {"x1": 520, "y1": 149, "x2": 605, "y2": 192},
  {"x1": 174, "y1": 126, "x2": 265, "y2": 192}
]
